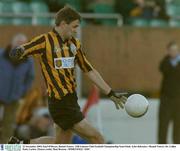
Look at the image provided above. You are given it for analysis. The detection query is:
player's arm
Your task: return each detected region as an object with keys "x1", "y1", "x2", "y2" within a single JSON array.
[
  {"x1": 85, "y1": 69, "x2": 127, "y2": 109},
  {"x1": 9, "y1": 34, "x2": 46, "y2": 60},
  {"x1": 76, "y1": 46, "x2": 127, "y2": 109},
  {"x1": 85, "y1": 68, "x2": 111, "y2": 94}
]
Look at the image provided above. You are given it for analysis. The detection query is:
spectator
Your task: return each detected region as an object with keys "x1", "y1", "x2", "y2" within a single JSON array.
[
  {"x1": 155, "y1": 0, "x2": 168, "y2": 20},
  {"x1": 14, "y1": 87, "x2": 53, "y2": 140},
  {"x1": 130, "y1": 0, "x2": 161, "y2": 19},
  {"x1": 0, "y1": 33, "x2": 35, "y2": 143},
  {"x1": 158, "y1": 41, "x2": 180, "y2": 144},
  {"x1": 15, "y1": 107, "x2": 53, "y2": 140},
  {"x1": 15, "y1": 86, "x2": 45, "y2": 125},
  {"x1": 45, "y1": 0, "x2": 63, "y2": 12},
  {"x1": 115, "y1": 0, "x2": 137, "y2": 24},
  {"x1": 30, "y1": 108, "x2": 53, "y2": 139}
]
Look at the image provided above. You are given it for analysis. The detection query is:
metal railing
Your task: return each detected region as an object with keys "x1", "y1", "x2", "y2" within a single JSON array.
[
  {"x1": 0, "y1": 12, "x2": 123, "y2": 26},
  {"x1": 81, "y1": 13, "x2": 123, "y2": 26}
]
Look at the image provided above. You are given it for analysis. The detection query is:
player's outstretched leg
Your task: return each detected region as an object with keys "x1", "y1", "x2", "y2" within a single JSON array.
[
  {"x1": 72, "y1": 119, "x2": 105, "y2": 144},
  {"x1": 7, "y1": 119, "x2": 104, "y2": 144},
  {"x1": 55, "y1": 125, "x2": 73, "y2": 144}
]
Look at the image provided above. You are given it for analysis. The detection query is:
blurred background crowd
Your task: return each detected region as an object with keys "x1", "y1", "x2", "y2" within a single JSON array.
[{"x1": 0, "y1": 0, "x2": 179, "y2": 27}]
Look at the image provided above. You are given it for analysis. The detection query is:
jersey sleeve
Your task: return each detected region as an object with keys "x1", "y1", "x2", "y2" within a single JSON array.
[
  {"x1": 21, "y1": 34, "x2": 46, "y2": 58},
  {"x1": 75, "y1": 40, "x2": 93, "y2": 72}
]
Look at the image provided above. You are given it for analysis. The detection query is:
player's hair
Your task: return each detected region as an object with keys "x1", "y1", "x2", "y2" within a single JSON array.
[{"x1": 55, "y1": 5, "x2": 81, "y2": 26}]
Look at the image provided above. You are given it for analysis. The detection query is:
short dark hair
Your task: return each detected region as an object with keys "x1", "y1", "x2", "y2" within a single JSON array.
[{"x1": 55, "y1": 6, "x2": 81, "y2": 26}]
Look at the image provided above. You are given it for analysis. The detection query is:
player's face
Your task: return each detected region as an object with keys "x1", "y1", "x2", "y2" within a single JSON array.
[{"x1": 64, "y1": 19, "x2": 80, "y2": 39}]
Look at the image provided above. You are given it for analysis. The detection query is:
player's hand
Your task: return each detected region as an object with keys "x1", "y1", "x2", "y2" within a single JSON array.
[
  {"x1": 107, "y1": 90, "x2": 127, "y2": 109},
  {"x1": 9, "y1": 46, "x2": 24, "y2": 60}
]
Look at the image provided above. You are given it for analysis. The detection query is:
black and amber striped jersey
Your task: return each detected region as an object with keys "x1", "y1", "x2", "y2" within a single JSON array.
[{"x1": 21, "y1": 28, "x2": 93, "y2": 100}]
